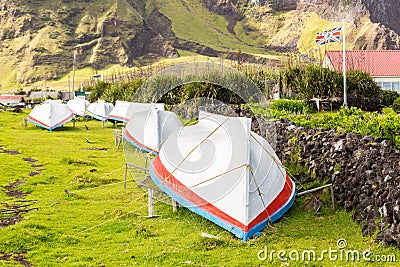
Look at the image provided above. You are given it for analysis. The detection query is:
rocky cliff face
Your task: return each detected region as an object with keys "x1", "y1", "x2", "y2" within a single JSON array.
[
  {"x1": 2, "y1": 0, "x2": 400, "y2": 87},
  {"x1": 297, "y1": 0, "x2": 400, "y2": 49},
  {"x1": 291, "y1": 0, "x2": 400, "y2": 50},
  {"x1": 0, "y1": 0, "x2": 179, "y2": 85},
  {"x1": 202, "y1": 0, "x2": 400, "y2": 51},
  {"x1": 363, "y1": 0, "x2": 400, "y2": 35}
]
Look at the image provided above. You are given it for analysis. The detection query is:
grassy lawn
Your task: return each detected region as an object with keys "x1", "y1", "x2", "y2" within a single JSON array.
[{"x1": 0, "y1": 109, "x2": 399, "y2": 266}]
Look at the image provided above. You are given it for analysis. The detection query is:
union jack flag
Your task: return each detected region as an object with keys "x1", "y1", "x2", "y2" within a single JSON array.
[{"x1": 315, "y1": 27, "x2": 342, "y2": 45}]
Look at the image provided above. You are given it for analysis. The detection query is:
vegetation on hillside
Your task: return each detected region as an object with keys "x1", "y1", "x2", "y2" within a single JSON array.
[{"x1": 2, "y1": 0, "x2": 400, "y2": 91}]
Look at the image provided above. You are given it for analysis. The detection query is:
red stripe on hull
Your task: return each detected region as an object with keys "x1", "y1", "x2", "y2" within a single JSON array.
[
  {"x1": 152, "y1": 156, "x2": 294, "y2": 232},
  {"x1": 28, "y1": 114, "x2": 73, "y2": 129},
  {"x1": 123, "y1": 128, "x2": 158, "y2": 153},
  {"x1": 53, "y1": 114, "x2": 74, "y2": 128},
  {"x1": 109, "y1": 115, "x2": 128, "y2": 121}
]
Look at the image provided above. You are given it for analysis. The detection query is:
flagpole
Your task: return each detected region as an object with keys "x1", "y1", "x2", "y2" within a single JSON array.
[
  {"x1": 72, "y1": 50, "x2": 76, "y2": 95},
  {"x1": 342, "y1": 19, "x2": 347, "y2": 108}
]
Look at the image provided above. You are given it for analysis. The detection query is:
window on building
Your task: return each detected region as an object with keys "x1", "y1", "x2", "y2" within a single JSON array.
[
  {"x1": 382, "y1": 82, "x2": 392, "y2": 91},
  {"x1": 392, "y1": 82, "x2": 400, "y2": 93},
  {"x1": 376, "y1": 81, "x2": 400, "y2": 92}
]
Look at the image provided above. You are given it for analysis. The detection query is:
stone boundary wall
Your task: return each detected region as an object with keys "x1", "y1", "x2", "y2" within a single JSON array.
[{"x1": 274, "y1": 119, "x2": 400, "y2": 247}]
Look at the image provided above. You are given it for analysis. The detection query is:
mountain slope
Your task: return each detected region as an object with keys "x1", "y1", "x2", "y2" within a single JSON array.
[
  {"x1": 0, "y1": 0, "x2": 179, "y2": 87},
  {"x1": 1, "y1": 0, "x2": 400, "y2": 90}
]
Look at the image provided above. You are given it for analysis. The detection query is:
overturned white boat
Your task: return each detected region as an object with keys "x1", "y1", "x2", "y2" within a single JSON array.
[
  {"x1": 27, "y1": 100, "x2": 74, "y2": 131},
  {"x1": 122, "y1": 108, "x2": 182, "y2": 155},
  {"x1": 108, "y1": 101, "x2": 164, "y2": 123},
  {"x1": 86, "y1": 100, "x2": 114, "y2": 121},
  {"x1": 67, "y1": 97, "x2": 89, "y2": 117},
  {"x1": 149, "y1": 111, "x2": 295, "y2": 240}
]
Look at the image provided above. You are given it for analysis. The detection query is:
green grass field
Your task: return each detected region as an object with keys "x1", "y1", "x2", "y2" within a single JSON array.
[{"x1": 0, "y1": 109, "x2": 399, "y2": 266}]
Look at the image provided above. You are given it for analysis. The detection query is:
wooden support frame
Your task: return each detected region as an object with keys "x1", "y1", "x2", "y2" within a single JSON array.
[{"x1": 114, "y1": 130, "x2": 122, "y2": 148}]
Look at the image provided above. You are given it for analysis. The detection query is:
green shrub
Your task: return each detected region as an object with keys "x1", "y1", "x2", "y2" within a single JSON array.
[
  {"x1": 64, "y1": 28, "x2": 74, "y2": 36},
  {"x1": 346, "y1": 70, "x2": 381, "y2": 98},
  {"x1": 271, "y1": 99, "x2": 314, "y2": 114},
  {"x1": 15, "y1": 89, "x2": 26, "y2": 95},
  {"x1": 0, "y1": 27, "x2": 14, "y2": 39},
  {"x1": 280, "y1": 65, "x2": 342, "y2": 99},
  {"x1": 48, "y1": 31, "x2": 60, "y2": 39},
  {"x1": 158, "y1": 82, "x2": 244, "y2": 106},
  {"x1": 393, "y1": 97, "x2": 400, "y2": 113},
  {"x1": 382, "y1": 91, "x2": 400, "y2": 107},
  {"x1": 34, "y1": 47, "x2": 47, "y2": 53},
  {"x1": 279, "y1": 65, "x2": 381, "y2": 101},
  {"x1": 86, "y1": 81, "x2": 111, "y2": 102},
  {"x1": 266, "y1": 106, "x2": 400, "y2": 148},
  {"x1": 85, "y1": 79, "x2": 143, "y2": 104}
]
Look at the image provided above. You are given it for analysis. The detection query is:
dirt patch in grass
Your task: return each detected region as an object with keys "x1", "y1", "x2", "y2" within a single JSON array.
[
  {"x1": 61, "y1": 157, "x2": 97, "y2": 166},
  {"x1": 0, "y1": 214, "x2": 23, "y2": 227},
  {"x1": 81, "y1": 147, "x2": 109, "y2": 151},
  {"x1": 22, "y1": 157, "x2": 38, "y2": 163},
  {"x1": 31, "y1": 163, "x2": 44, "y2": 168},
  {"x1": 4, "y1": 180, "x2": 29, "y2": 198},
  {"x1": 0, "y1": 251, "x2": 32, "y2": 266},
  {"x1": 0, "y1": 147, "x2": 22, "y2": 155},
  {"x1": 31, "y1": 163, "x2": 45, "y2": 175},
  {"x1": 1, "y1": 200, "x2": 38, "y2": 228}
]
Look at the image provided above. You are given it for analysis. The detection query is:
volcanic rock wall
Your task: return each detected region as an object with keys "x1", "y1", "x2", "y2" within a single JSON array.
[{"x1": 274, "y1": 119, "x2": 400, "y2": 247}]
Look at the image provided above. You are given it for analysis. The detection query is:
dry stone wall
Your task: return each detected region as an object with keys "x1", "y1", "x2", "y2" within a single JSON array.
[{"x1": 228, "y1": 105, "x2": 400, "y2": 247}]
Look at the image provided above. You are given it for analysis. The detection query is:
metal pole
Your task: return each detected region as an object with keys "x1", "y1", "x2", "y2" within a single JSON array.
[
  {"x1": 148, "y1": 188, "x2": 154, "y2": 217},
  {"x1": 331, "y1": 185, "x2": 336, "y2": 212},
  {"x1": 172, "y1": 199, "x2": 178, "y2": 212},
  {"x1": 72, "y1": 50, "x2": 76, "y2": 94},
  {"x1": 342, "y1": 19, "x2": 347, "y2": 109},
  {"x1": 144, "y1": 156, "x2": 148, "y2": 174},
  {"x1": 68, "y1": 75, "x2": 71, "y2": 100},
  {"x1": 296, "y1": 184, "x2": 332, "y2": 197},
  {"x1": 123, "y1": 163, "x2": 127, "y2": 189}
]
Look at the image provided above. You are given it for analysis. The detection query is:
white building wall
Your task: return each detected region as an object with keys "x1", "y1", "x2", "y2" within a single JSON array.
[
  {"x1": 373, "y1": 77, "x2": 400, "y2": 83},
  {"x1": 374, "y1": 77, "x2": 400, "y2": 93}
]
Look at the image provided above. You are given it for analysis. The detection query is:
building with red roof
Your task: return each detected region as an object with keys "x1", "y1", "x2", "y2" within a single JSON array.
[
  {"x1": 323, "y1": 50, "x2": 400, "y2": 93},
  {"x1": 0, "y1": 95, "x2": 27, "y2": 106}
]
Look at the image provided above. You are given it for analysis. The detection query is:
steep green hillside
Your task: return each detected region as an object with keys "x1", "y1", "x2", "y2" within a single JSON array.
[
  {"x1": 1, "y1": 0, "x2": 400, "y2": 91},
  {"x1": 156, "y1": 0, "x2": 263, "y2": 54},
  {"x1": 0, "y1": 0, "x2": 179, "y2": 89}
]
